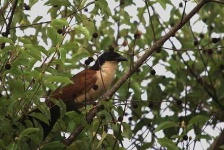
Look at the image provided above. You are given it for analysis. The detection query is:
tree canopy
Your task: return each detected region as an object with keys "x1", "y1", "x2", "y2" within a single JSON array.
[{"x1": 0, "y1": 0, "x2": 224, "y2": 149}]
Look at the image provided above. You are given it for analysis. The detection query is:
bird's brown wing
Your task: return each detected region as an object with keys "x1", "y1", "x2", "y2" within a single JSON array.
[{"x1": 50, "y1": 69, "x2": 97, "y2": 103}]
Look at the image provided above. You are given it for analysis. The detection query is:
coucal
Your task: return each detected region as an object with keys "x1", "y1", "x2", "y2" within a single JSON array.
[{"x1": 24, "y1": 51, "x2": 127, "y2": 139}]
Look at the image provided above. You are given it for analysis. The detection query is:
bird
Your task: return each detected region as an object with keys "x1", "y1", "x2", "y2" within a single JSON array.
[{"x1": 23, "y1": 50, "x2": 127, "y2": 140}]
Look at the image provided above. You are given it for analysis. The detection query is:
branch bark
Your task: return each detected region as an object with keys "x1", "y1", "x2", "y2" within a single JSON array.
[{"x1": 64, "y1": 0, "x2": 210, "y2": 146}]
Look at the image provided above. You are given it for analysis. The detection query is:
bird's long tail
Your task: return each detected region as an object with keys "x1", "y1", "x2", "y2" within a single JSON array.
[{"x1": 22, "y1": 105, "x2": 61, "y2": 140}]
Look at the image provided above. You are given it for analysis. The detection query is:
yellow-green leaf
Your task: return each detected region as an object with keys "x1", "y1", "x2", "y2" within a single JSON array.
[
  {"x1": 158, "y1": 137, "x2": 179, "y2": 150},
  {"x1": 51, "y1": 18, "x2": 68, "y2": 28},
  {"x1": 0, "y1": 37, "x2": 13, "y2": 44},
  {"x1": 74, "y1": 25, "x2": 90, "y2": 40},
  {"x1": 19, "y1": 128, "x2": 39, "y2": 139},
  {"x1": 189, "y1": 115, "x2": 209, "y2": 125},
  {"x1": 45, "y1": 76, "x2": 73, "y2": 84},
  {"x1": 154, "y1": 121, "x2": 176, "y2": 133}
]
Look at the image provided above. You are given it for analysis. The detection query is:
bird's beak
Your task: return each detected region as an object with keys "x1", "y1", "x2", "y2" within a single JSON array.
[{"x1": 116, "y1": 55, "x2": 128, "y2": 62}]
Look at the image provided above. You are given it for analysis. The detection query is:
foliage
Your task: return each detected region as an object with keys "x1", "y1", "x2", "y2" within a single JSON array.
[{"x1": 0, "y1": 0, "x2": 224, "y2": 149}]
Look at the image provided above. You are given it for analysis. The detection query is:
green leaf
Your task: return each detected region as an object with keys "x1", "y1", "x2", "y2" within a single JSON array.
[
  {"x1": 51, "y1": 18, "x2": 68, "y2": 28},
  {"x1": 47, "y1": 27, "x2": 63, "y2": 46},
  {"x1": 25, "y1": 69, "x2": 42, "y2": 80},
  {"x1": 0, "y1": 139, "x2": 6, "y2": 149},
  {"x1": 97, "y1": 110, "x2": 112, "y2": 123},
  {"x1": 18, "y1": 37, "x2": 32, "y2": 44},
  {"x1": 32, "y1": 16, "x2": 42, "y2": 24},
  {"x1": 196, "y1": 134, "x2": 212, "y2": 140},
  {"x1": 7, "y1": 78, "x2": 24, "y2": 94},
  {"x1": 62, "y1": 41, "x2": 79, "y2": 51},
  {"x1": 44, "y1": 0, "x2": 71, "y2": 6},
  {"x1": 121, "y1": 122, "x2": 132, "y2": 139},
  {"x1": 157, "y1": 137, "x2": 179, "y2": 150},
  {"x1": 19, "y1": 128, "x2": 39, "y2": 139},
  {"x1": 28, "y1": 112, "x2": 49, "y2": 125},
  {"x1": 100, "y1": 36, "x2": 112, "y2": 50},
  {"x1": 42, "y1": 141, "x2": 65, "y2": 150},
  {"x1": 95, "y1": 1, "x2": 112, "y2": 16},
  {"x1": 79, "y1": 0, "x2": 87, "y2": 9},
  {"x1": 37, "y1": 45, "x2": 49, "y2": 56},
  {"x1": 106, "y1": 134, "x2": 118, "y2": 149},
  {"x1": 45, "y1": 76, "x2": 73, "y2": 84},
  {"x1": 154, "y1": 121, "x2": 176, "y2": 133},
  {"x1": 24, "y1": 44, "x2": 42, "y2": 61},
  {"x1": 0, "y1": 37, "x2": 13, "y2": 44},
  {"x1": 74, "y1": 25, "x2": 90, "y2": 40},
  {"x1": 6, "y1": 143, "x2": 18, "y2": 150},
  {"x1": 97, "y1": 131, "x2": 107, "y2": 149},
  {"x1": 189, "y1": 115, "x2": 209, "y2": 125},
  {"x1": 58, "y1": 47, "x2": 66, "y2": 63}
]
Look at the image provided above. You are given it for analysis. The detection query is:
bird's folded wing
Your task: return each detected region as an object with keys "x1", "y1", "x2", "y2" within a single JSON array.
[{"x1": 50, "y1": 69, "x2": 97, "y2": 102}]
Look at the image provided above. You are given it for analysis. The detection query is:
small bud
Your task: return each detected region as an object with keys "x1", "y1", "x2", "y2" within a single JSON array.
[
  {"x1": 84, "y1": 8, "x2": 88, "y2": 12},
  {"x1": 212, "y1": 37, "x2": 220, "y2": 43},
  {"x1": 23, "y1": 3, "x2": 30, "y2": 10},
  {"x1": 181, "y1": 120, "x2": 186, "y2": 128},
  {"x1": 207, "y1": 49, "x2": 213, "y2": 55},
  {"x1": 120, "y1": 0, "x2": 125, "y2": 5},
  {"x1": 150, "y1": 69, "x2": 156, "y2": 75},
  {"x1": 148, "y1": 102, "x2": 154, "y2": 108},
  {"x1": 92, "y1": 32, "x2": 98, "y2": 38},
  {"x1": 193, "y1": 38, "x2": 199, "y2": 46},
  {"x1": 179, "y1": 2, "x2": 183, "y2": 7},
  {"x1": 132, "y1": 103, "x2": 138, "y2": 109},
  {"x1": 134, "y1": 30, "x2": 142, "y2": 39},
  {"x1": 219, "y1": 64, "x2": 224, "y2": 70},
  {"x1": 57, "y1": 29, "x2": 63, "y2": 34},
  {"x1": 199, "y1": 33, "x2": 204, "y2": 39},
  {"x1": 122, "y1": 40, "x2": 128, "y2": 47},
  {"x1": 5, "y1": 64, "x2": 11, "y2": 70},
  {"x1": 134, "y1": 33, "x2": 140, "y2": 39},
  {"x1": 176, "y1": 99, "x2": 182, "y2": 106},
  {"x1": 183, "y1": 135, "x2": 188, "y2": 141}
]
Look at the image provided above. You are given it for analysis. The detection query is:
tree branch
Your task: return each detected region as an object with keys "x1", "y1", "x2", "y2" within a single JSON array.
[
  {"x1": 63, "y1": 0, "x2": 210, "y2": 146},
  {"x1": 1, "y1": 0, "x2": 18, "y2": 49}
]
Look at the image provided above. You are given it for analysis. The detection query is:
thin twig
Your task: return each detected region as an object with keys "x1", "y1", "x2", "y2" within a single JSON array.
[
  {"x1": 1, "y1": 0, "x2": 18, "y2": 49},
  {"x1": 145, "y1": 0, "x2": 156, "y2": 41}
]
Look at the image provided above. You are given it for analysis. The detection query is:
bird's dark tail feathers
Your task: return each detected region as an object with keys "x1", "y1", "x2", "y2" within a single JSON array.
[{"x1": 22, "y1": 105, "x2": 61, "y2": 140}]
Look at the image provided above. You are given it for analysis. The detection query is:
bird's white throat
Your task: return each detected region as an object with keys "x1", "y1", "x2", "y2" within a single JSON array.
[{"x1": 96, "y1": 61, "x2": 119, "y2": 90}]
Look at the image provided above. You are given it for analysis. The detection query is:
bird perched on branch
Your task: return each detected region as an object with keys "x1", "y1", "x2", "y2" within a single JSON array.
[{"x1": 24, "y1": 51, "x2": 127, "y2": 139}]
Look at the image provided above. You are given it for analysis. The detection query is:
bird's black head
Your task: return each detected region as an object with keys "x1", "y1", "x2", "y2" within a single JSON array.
[{"x1": 90, "y1": 51, "x2": 127, "y2": 70}]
